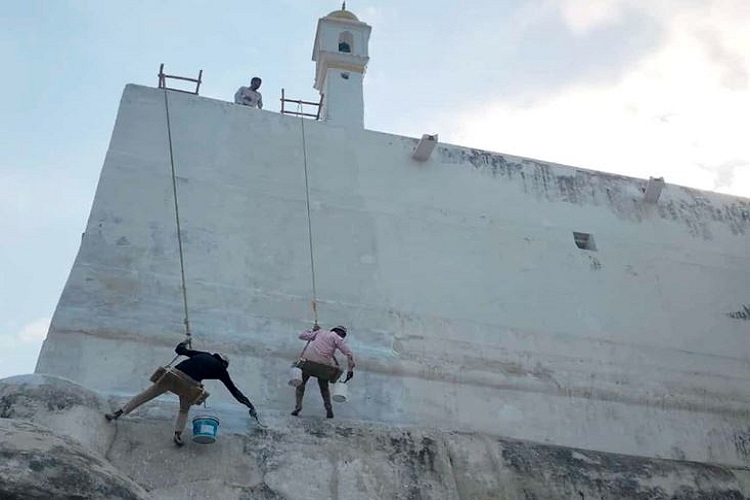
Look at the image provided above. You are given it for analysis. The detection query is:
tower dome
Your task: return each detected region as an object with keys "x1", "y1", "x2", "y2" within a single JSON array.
[{"x1": 325, "y1": 9, "x2": 359, "y2": 21}]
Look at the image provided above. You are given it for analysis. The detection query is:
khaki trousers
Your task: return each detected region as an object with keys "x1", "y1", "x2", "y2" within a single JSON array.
[{"x1": 121, "y1": 368, "x2": 202, "y2": 433}]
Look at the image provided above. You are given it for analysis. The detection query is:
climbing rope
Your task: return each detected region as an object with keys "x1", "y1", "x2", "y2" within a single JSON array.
[
  {"x1": 163, "y1": 89, "x2": 192, "y2": 346},
  {"x1": 298, "y1": 104, "x2": 319, "y2": 326}
]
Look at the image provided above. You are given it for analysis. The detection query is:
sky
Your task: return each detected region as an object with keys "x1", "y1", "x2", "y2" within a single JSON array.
[{"x1": 1, "y1": 0, "x2": 748, "y2": 378}]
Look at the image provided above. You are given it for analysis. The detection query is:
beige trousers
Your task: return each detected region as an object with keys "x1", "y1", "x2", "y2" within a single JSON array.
[{"x1": 121, "y1": 368, "x2": 202, "y2": 433}]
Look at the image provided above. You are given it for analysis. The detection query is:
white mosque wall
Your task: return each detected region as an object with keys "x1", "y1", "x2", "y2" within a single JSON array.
[{"x1": 36, "y1": 85, "x2": 750, "y2": 465}]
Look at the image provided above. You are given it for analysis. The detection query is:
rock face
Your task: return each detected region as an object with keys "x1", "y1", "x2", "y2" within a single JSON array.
[
  {"x1": 1, "y1": 373, "x2": 749, "y2": 499},
  {"x1": 0, "y1": 418, "x2": 150, "y2": 500},
  {"x1": 106, "y1": 412, "x2": 750, "y2": 500},
  {"x1": 0, "y1": 374, "x2": 115, "y2": 456}
]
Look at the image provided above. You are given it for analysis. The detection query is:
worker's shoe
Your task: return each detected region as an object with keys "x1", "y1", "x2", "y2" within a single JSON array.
[
  {"x1": 325, "y1": 408, "x2": 334, "y2": 419},
  {"x1": 105, "y1": 409, "x2": 123, "y2": 421},
  {"x1": 290, "y1": 408, "x2": 301, "y2": 417},
  {"x1": 173, "y1": 432, "x2": 184, "y2": 447}
]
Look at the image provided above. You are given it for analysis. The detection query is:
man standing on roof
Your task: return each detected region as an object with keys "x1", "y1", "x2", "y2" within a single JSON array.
[
  {"x1": 292, "y1": 324, "x2": 355, "y2": 419},
  {"x1": 234, "y1": 77, "x2": 263, "y2": 109},
  {"x1": 105, "y1": 340, "x2": 260, "y2": 446}
]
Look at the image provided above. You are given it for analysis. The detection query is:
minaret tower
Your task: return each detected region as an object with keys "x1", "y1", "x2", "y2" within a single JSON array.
[{"x1": 312, "y1": 3, "x2": 372, "y2": 128}]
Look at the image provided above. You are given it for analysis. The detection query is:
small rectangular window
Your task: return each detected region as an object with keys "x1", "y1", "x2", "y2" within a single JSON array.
[{"x1": 573, "y1": 232, "x2": 596, "y2": 251}]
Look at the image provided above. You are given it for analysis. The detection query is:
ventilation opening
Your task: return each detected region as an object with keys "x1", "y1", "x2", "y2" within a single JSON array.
[
  {"x1": 338, "y1": 31, "x2": 354, "y2": 53},
  {"x1": 573, "y1": 232, "x2": 596, "y2": 251}
]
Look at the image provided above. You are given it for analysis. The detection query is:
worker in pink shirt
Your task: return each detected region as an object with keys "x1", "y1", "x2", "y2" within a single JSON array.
[{"x1": 292, "y1": 324, "x2": 355, "y2": 418}]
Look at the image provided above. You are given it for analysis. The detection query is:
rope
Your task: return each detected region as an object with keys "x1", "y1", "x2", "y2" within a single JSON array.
[
  {"x1": 163, "y1": 89, "x2": 192, "y2": 344},
  {"x1": 299, "y1": 105, "x2": 318, "y2": 326}
]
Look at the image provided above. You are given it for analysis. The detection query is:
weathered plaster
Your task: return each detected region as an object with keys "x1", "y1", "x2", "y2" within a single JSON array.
[{"x1": 36, "y1": 85, "x2": 750, "y2": 467}]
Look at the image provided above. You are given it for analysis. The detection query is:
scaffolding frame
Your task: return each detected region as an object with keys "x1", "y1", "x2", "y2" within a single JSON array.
[
  {"x1": 280, "y1": 88, "x2": 323, "y2": 120},
  {"x1": 158, "y1": 64, "x2": 203, "y2": 95}
]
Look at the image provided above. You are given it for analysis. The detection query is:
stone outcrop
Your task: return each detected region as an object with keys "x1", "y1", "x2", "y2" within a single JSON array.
[
  {"x1": 107, "y1": 411, "x2": 750, "y2": 500},
  {"x1": 0, "y1": 374, "x2": 115, "y2": 456},
  {"x1": 2, "y1": 373, "x2": 749, "y2": 499},
  {"x1": 0, "y1": 418, "x2": 150, "y2": 500}
]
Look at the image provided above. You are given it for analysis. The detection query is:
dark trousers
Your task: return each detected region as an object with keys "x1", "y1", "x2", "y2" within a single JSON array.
[{"x1": 295, "y1": 372, "x2": 332, "y2": 412}]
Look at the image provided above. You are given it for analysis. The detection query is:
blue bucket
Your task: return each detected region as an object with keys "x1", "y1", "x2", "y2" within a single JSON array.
[{"x1": 192, "y1": 415, "x2": 220, "y2": 444}]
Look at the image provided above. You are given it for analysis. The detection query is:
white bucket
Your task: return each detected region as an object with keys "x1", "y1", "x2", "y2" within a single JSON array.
[
  {"x1": 289, "y1": 366, "x2": 303, "y2": 387},
  {"x1": 332, "y1": 381, "x2": 348, "y2": 403}
]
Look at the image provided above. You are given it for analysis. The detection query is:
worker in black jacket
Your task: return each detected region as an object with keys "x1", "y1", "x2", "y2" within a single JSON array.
[{"x1": 105, "y1": 341, "x2": 259, "y2": 446}]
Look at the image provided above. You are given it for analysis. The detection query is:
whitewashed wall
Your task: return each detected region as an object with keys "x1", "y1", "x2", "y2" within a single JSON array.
[
  {"x1": 322, "y1": 68, "x2": 365, "y2": 127},
  {"x1": 37, "y1": 85, "x2": 750, "y2": 465}
]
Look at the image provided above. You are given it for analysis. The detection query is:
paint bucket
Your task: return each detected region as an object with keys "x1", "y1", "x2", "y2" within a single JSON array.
[
  {"x1": 192, "y1": 415, "x2": 220, "y2": 444},
  {"x1": 289, "y1": 366, "x2": 303, "y2": 387},
  {"x1": 332, "y1": 381, "x2": 348, "y2": 403}
]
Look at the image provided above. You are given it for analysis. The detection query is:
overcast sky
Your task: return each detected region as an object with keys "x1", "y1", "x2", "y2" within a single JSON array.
[{"x1": 1, "y1": 0, "x2": 748, "y2": 378}]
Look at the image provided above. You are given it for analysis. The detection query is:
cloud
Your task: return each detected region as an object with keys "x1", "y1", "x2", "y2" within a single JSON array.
[
  {"x1": 16, "y1": 318, "x2": 50, "y2": 344},
  {"x1": 556, "y1": 0, "x2": 689, "y2": 35},
  {"x1": 0, "y1": 317, "x2": 49, "y2": 378},
  {"x1": 558, "y1": 0, "x2": 632, "y2": 34},
  {"x1": 698, "y1": 159, "x2": 750, "y2": 192},
  {"x1": 695, "y1": 28, "x2": 748, "y2": 91},
  {"x1": 446, "y1": 0, "x2": 750, "y2": 198}
]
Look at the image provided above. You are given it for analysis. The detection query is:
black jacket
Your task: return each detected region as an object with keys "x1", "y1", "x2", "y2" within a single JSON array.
[{"x1": 174, "y1": 342, "x2": 253, "y2": 408}]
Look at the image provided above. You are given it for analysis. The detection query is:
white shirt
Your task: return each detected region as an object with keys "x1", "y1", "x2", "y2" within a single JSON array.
[{"x1": 234, "y1": 87, "x2": 263, "y2": 109}]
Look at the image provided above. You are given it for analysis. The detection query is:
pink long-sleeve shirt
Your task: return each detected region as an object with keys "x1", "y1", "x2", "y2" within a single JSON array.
[{"x1": 299, "y1": 329, "x2": 355, "y2": 369}]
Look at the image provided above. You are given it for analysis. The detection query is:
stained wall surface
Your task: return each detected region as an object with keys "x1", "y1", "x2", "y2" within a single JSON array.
[{"x1": 36, "y1": 85, "x2": 750, "y2": 466}]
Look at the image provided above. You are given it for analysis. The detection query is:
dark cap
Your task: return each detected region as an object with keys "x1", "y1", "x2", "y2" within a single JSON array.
[{"x1": 331, "y1": 325, "x2": 347, "y2": 336}]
